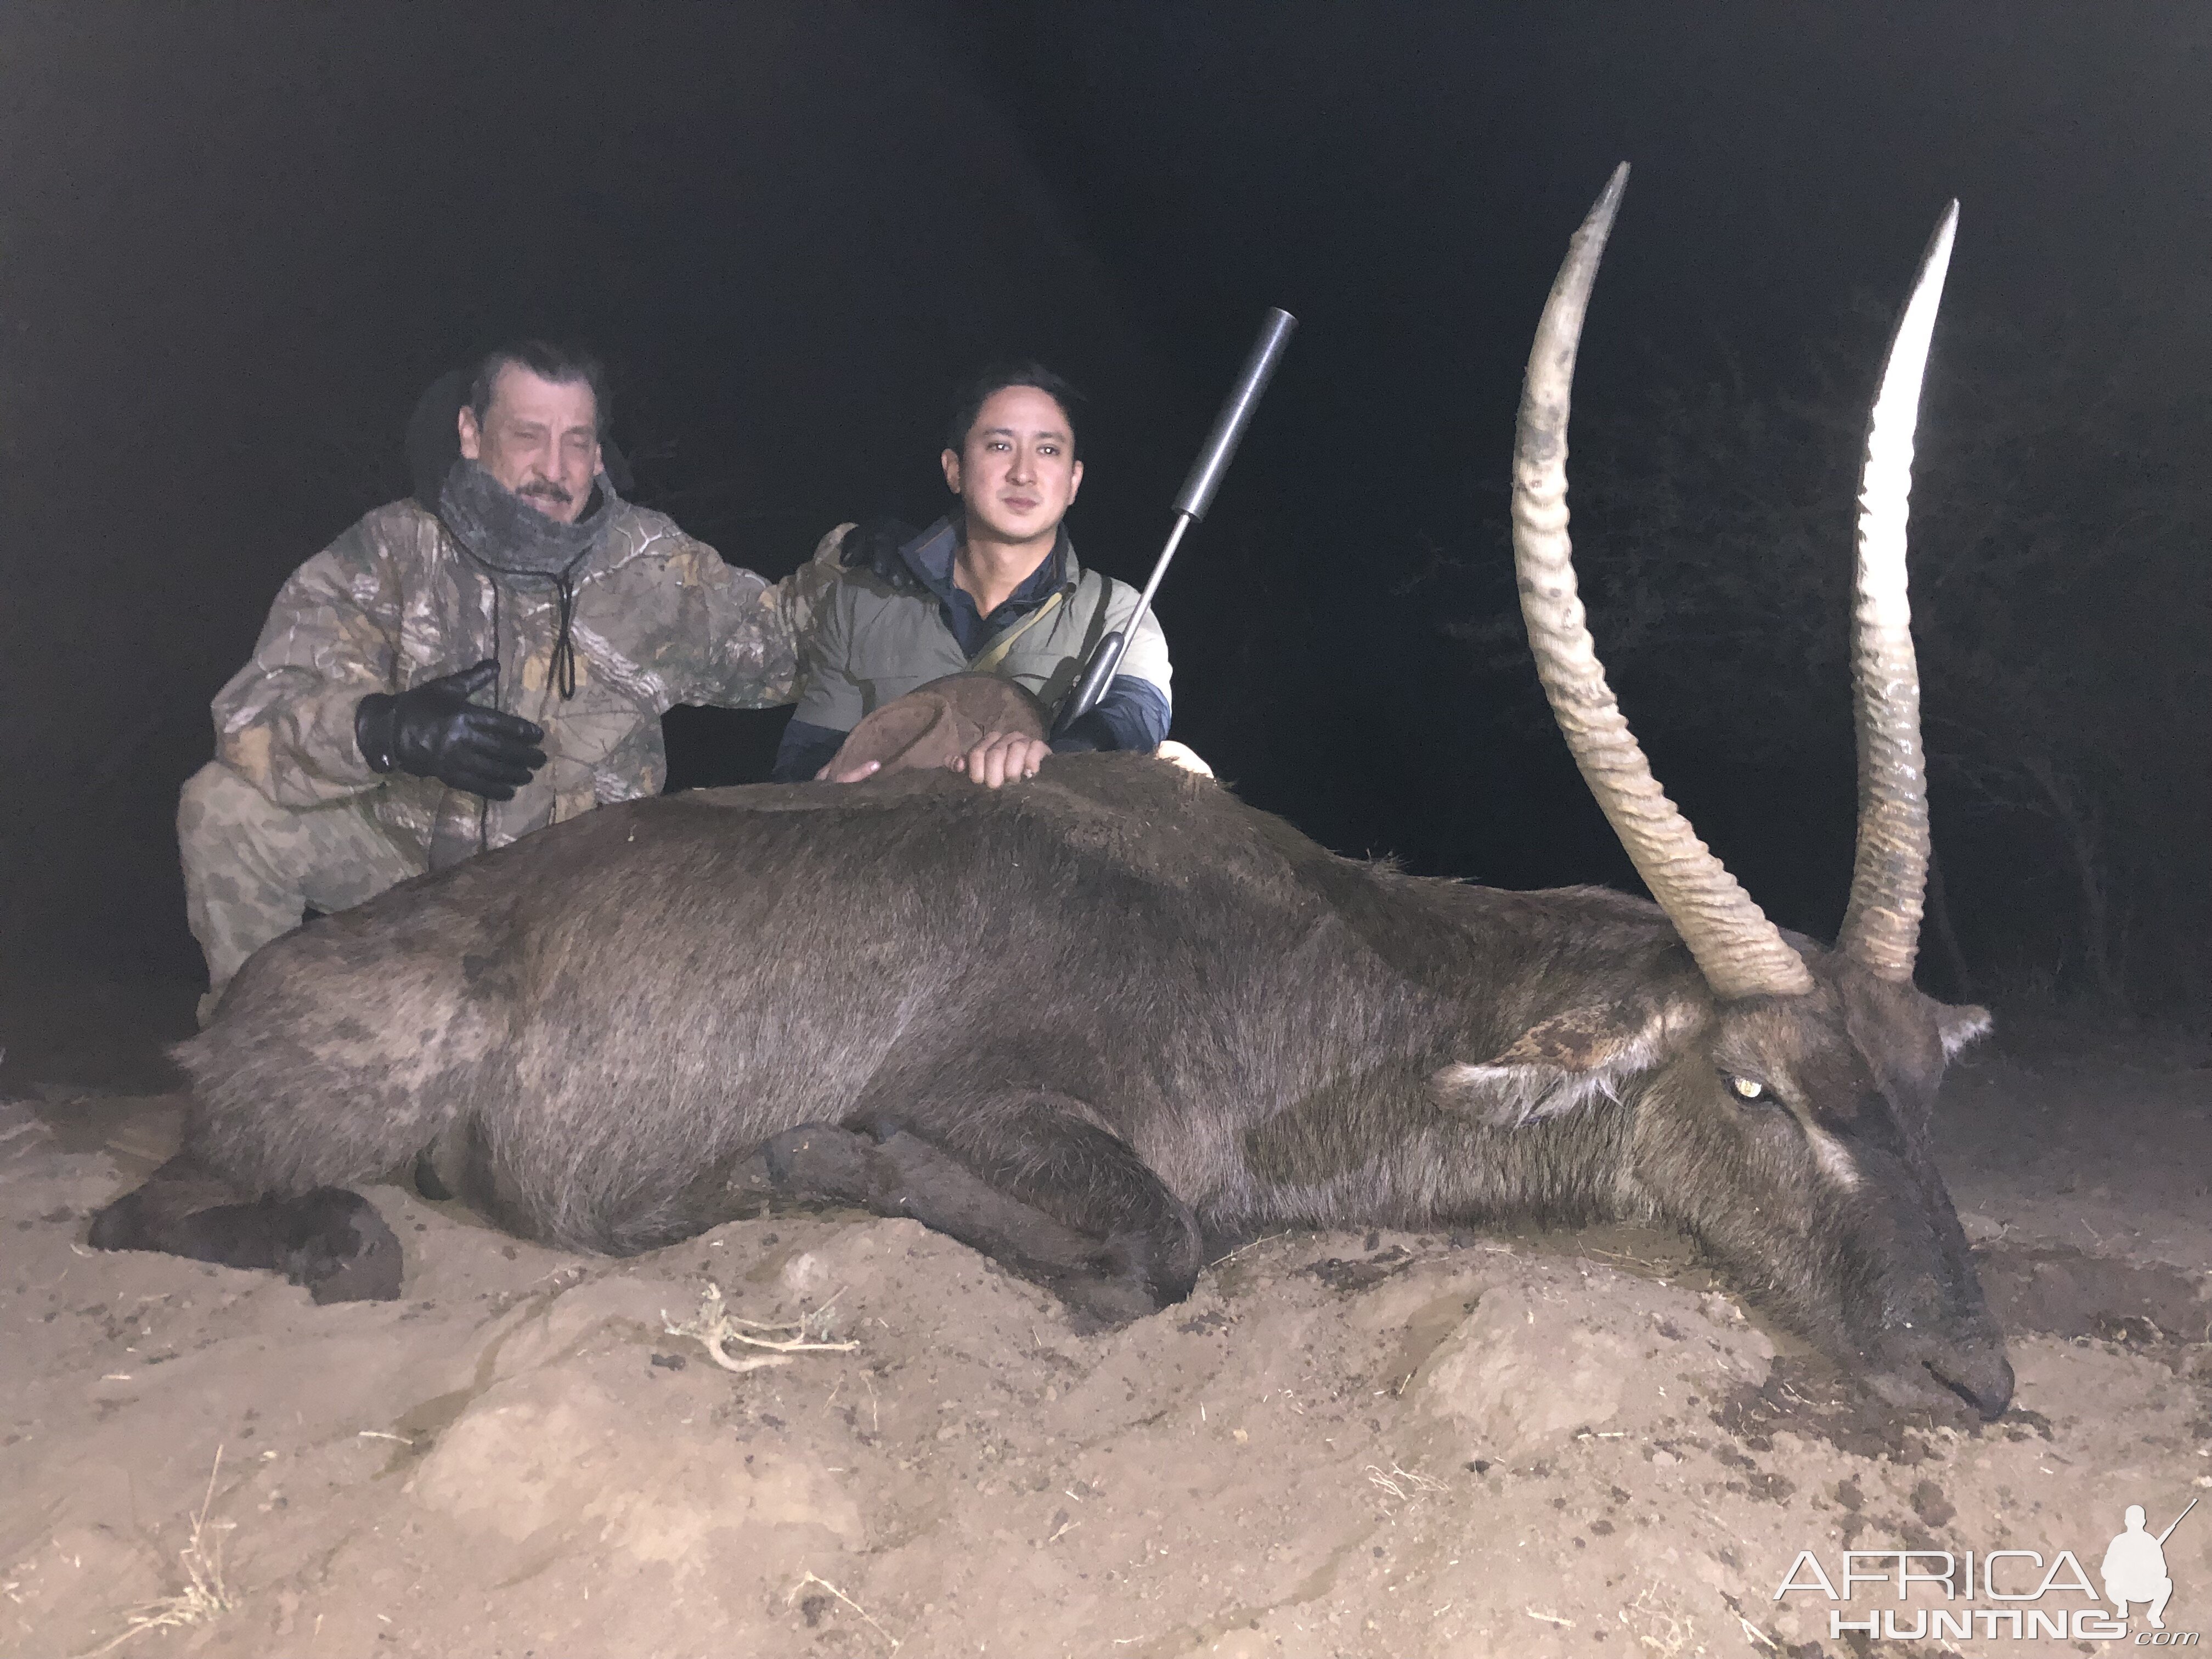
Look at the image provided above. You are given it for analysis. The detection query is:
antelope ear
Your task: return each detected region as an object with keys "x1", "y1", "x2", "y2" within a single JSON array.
[
  {"x1": 1934, "y1": 1002, "x2": 1993, "y2": 1059},
  {"x1": 1432, "y1": 1001, "x2": 1678, "y2": 1129}
]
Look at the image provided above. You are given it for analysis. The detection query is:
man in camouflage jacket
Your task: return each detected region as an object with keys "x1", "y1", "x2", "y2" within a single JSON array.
[{"x1": 182, "y1": 341, "x2": 838, "y2": 1021}]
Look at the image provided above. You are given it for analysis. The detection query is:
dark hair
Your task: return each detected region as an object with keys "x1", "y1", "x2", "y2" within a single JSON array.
[
  {"x1": 467, "y1": 340, "x2": 611, "y2": 437},
  {"x1": 944, "y1": 360, "x2": 1084, "y2": 459}
]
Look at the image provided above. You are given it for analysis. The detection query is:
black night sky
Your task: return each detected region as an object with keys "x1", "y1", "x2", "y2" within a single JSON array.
[{"x1": 3, "y1": 3, "x2": 2208, "y2": 1080}]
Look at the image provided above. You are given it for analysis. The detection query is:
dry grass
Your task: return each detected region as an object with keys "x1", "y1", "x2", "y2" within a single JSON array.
[
  {"x1": 788, "y1": 1570, "x2": 900, "y2": 1650},
  {"x1": 1364, "y1": 1462, "x2": 1448, "y2": 1506},
  {"x1": 663, "y1": 1281, "x2": 859, "y2": 1375},
  {"x1": 1736, "y1": 1612, "x2": 1782, "y2": 1651},
  {"x1": 77, "y1": 1448, "x2": 234, "y2": 1657},
  {"x1": 1622, "y1": 1576, "x2": 1702, "y2": 1657}
]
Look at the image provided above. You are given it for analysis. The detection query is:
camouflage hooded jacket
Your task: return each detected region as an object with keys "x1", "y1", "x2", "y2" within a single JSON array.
[{"x1": 211, "y1": 495, "x2": 840, "y2": 865}]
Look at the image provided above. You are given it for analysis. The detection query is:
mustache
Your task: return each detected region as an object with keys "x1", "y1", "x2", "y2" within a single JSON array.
[{"x1": 517, "y1": 478, "x2": 572, "y2": 503}]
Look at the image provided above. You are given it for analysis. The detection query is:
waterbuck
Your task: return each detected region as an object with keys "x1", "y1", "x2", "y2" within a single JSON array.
[{"x1": 92, "y1": 168, "x2": 2011, "y2": 1419}]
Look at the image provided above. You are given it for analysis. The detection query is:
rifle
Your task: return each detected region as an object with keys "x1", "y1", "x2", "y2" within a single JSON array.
[
  {"x1": 2157, "y1": 1498, "x2": 2197, "y2": 1545},
  {"x1": 1050, "y1": 307, "x2": 1299, "y2": 739}
]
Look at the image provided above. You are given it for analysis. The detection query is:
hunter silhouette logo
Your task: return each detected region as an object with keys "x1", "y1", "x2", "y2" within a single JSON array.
[
  {"x1": 2105, "y1": 1500, "x2": 2193, "y2": 1630},
  {"x1": 1775, "y1": 1494, "x2": 2199, "y2": 1644}
]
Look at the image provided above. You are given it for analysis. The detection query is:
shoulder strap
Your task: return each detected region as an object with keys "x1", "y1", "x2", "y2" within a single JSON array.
[
  {"x1": 1078, "y1": 569, "x2": 1118, "y2": 659},
  {"x1": 1032, "y1": 571, "x2": 1120, "y2": 718},
  {"x1": 968, "y1": 587, "x2": 1065, "y2": 674}
]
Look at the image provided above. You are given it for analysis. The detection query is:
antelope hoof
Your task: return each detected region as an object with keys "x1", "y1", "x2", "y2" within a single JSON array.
[
  {"x1": 276, "y1": 1189, "x2": 403, "y2": 1304},
  {"x1": 763, "y1": 1124, "x2": 885, "y2": 1206}
]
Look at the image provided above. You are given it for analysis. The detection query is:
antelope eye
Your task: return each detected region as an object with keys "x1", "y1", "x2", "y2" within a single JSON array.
[{"x1": 1723, "y1": 1073, "x2": 1770, "y2": 1102}]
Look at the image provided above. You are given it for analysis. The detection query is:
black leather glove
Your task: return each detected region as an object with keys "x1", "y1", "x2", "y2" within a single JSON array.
[
  {"x1": 839, "y1": 516, "x2": 925, "y2": 592},
  {"x1": 355, "y1": 661, "x2": 546, "y2": 800}
]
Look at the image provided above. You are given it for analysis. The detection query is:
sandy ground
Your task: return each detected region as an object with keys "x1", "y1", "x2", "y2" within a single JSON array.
[{"x1": 2, "y1": 1020, "x2": 2209, "y2": 1659}]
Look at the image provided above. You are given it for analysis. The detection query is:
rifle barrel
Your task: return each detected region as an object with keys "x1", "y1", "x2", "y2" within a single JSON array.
[
  {"x1": 1052, "y1": 308, "x2": 1297, "y2": 737},
  {"x1": 2156, "y1": 1497, "x2": 2197, "y2": 1545},
  {"x1": 1172, "y1": 308, "x2": 1300, "y2": 521}
]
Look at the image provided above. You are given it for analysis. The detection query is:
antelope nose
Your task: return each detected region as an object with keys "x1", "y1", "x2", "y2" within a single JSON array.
[{"x1": 1927, "y1": 1335, "x2": 2014, "y2": 1420}]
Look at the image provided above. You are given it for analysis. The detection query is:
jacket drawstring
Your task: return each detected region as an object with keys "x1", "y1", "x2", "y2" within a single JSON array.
[
  {"x1": 442, "y1": 514, "x2": 586, "y2": 706},
  {"x1": 446, "y1": 536, "x2": 585, "y2": 861},
  {"x1": 549, "y1": 566, "x2": 579, "y2": 700}
]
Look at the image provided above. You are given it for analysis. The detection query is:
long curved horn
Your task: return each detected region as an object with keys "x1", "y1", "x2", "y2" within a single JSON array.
[
  {"x1": 1837, "y1": 204, "x2": 1958, "y2": 981},
  {"x1": 1511, "y1": 165, "x2": 1815, "y2": 1001}
]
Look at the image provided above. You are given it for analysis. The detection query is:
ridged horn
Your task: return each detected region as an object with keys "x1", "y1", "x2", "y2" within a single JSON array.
[
  {"x1": 1511, "y1": 164, "x2": 1816, "y2": 1001},
  {"x1": 1837, "y1": 204, "x2": 1957, "y2": 982}
]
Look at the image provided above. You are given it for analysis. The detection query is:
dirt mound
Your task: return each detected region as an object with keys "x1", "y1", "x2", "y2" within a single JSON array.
[{"x1": 4, "y1": 1087, "x2": 2209, "y2": 1658}]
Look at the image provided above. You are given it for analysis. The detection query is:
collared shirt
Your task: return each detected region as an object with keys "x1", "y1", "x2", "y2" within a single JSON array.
[{"x1": 898, "y1": 517, "x2": 1072, "y2": 658}]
